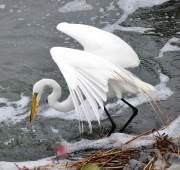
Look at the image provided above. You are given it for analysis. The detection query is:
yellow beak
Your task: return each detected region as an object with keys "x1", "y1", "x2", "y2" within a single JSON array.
[{"x1": 30, "y1": 93, "x2": 38, "y2": 123}]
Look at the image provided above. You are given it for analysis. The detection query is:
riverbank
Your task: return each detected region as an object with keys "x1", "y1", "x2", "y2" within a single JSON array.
[{"x1": 2, "y1": 124, "x2": 180, "y2": 170}]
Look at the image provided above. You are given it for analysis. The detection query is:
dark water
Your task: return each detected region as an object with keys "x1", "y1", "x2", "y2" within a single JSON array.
[{"x1": 0, "y1": 0, "x2": 179, "y2": 161}]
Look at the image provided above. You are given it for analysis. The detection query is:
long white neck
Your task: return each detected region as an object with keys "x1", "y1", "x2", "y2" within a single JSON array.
[{"x1": 37, "y1": 79, "x2": 75, "y2": 112}]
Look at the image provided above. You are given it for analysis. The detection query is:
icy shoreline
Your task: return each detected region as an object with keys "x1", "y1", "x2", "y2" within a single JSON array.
[{"x1": 1, "y1": 114, "x2": 180, "y2": 170}]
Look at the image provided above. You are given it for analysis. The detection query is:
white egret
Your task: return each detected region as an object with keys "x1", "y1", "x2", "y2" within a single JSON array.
[
  {"x1": 56, "y1": 22, "x2": 140, "y2": 69},
  {"x1": 30, "y1": 23, "x2": 157, "y2": 136}
]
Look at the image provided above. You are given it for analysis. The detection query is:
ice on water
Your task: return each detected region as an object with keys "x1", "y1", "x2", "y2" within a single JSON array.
[
  {"x1": 103, "y1": 0, "x2": 169, "y2": 33},
  {"x1": 104, "y1": 24, "x2": 155, "y2": 33},
  {"x1": 51, "y1": 127, "x2": 59, "y2": 134},
  {"x1": 58, "y1": 0, "x2": 93, "y2": 13},
  {"x1": 0, "y1": 158, "x2": 67, "y2": 170},
  {"x1": 106, "y1": 2, "x2": 115, "y2": 11},
  {"x1": 156, "y1": 37, "x2": 180, "y2": 58},
  {"x1": 117, "y1": 0, "x2": 169, "y2": 14},
  {"x1": 0, "y1": 4, "x2": 6, "y2": 9},
  {"x1": 1, "y1": 114, "x2": 180, "y2": 170},
  {"x1": 0, "y1": 94, "x2": 29, "y2": 124}
]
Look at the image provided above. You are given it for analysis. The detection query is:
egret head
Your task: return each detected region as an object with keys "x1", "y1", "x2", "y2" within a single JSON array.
[{"x1": 30, "y1": 80, "x2": 44, "y2": 123}]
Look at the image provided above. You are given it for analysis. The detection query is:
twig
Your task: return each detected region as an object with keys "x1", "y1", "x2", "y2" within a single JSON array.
[
  {"x1": 14, "y1": 164, "x2": 21, "y2": 170},
  {"x1": 143, "y1": 155, "x2": 156, "y2": 170},
  {"x1": 100, "y1": 154, "x2": 117, "y2": 168},
  {"x1": 123, "y1": 129, "x2": 155, "y2": 145},
  {"x1": 102, "y1": 166, "x2": 124, "y2": 169}
]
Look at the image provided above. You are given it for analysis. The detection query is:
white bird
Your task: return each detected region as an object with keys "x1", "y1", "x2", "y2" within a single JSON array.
[
  {"x1": 30, "y1": 23, "x2": 156, "y2": 137},
  {"x1": 56, "y1": 22, "x2": 140, "y2": 69}
]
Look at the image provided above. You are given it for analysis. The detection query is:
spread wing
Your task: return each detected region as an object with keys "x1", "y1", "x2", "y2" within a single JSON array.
[
  {"x1": 50, "y1": 47, "x2": 138, "y2": 132},
  {"x1": 57, "y1": 22, "x2": 140, "y2": 68}
]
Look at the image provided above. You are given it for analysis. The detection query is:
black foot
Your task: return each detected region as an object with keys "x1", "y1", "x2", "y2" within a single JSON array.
[
  {"x1": 104, "y1": 106, "x2": 116, "y2": 137},
  {"x1": 119, "y1": 98, "x2": 138, "y2": 133}
]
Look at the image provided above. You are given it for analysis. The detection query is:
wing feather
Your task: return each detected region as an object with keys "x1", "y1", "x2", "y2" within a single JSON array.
[
  {"x1": 77, "y1": 70, "x2": 107, "y2": 101},
  {"x1": 57, "y1": 22, "x2": 140, "y2": 68},
  {"x1": 69, "y1": 88, "x2": 83, "y2": 133},
  {"x1": 77, "y1": 80, "x2": 100, "y2": 124},
  {"x1": 77, "y1": 72, "x2": 104, "y2": 109},
  {"x1": 74, "y1": 87, "x2": 92, "y2": 133},
  {"x1": 78, "y1": 69, "x2": 108, "y2": 92},
  {"x1": 84, "y1": 69, "x2": 109, "y2": 85},
  {"x1": 50, "y1": 47, "x2": 141, "y2": 132}
]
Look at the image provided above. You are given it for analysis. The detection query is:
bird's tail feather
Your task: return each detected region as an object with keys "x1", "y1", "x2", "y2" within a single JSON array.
[
  {"x1": 133, "y1": 76, "x2": 169, "y2": 126},
  {"x1": 117, "y1": 70, "x2": 168, "y2": 126}
]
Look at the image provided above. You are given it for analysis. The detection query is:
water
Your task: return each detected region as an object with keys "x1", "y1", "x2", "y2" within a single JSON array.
[{"x1": 0, "y1": 0, "x2": 179, "y2": 163}]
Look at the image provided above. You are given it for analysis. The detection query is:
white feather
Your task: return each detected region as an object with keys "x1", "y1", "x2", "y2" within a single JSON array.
[
  {"x1": 31, "y1": 23, "x2": 157, "y2": 134},
  {"x1": 57, "y1": 22, "x2": 140, "y2": 68}
]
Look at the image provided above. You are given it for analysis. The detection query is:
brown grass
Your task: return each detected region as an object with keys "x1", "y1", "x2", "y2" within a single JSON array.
[{"x1": 16, "y1": 128, "x2": 180, "y2": 170}]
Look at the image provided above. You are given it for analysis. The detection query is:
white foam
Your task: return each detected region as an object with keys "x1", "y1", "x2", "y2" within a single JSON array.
[
  {"x1": 117, "y1": 0, "x2": 169, "y2": 16},
  {"x1": 58, "y1": 113, "x2": 180, "y2": 153},
  {"x1": 1, "y1": 113, "x2": 180, "y2": 169},
  {"x1": 104, "y1": 25, "x2": 155, "y2": 33},
  {"x1": 90, "y1": 16, "x2": 98, "y2": 21},
  {"x1": 106, "y1": 2, "x2": 115, "y2": 11},
  {"x1": 58, "y1": 0, "x2": 93, "y2": 13},
  {"x1": 51, "y1": 127, "x2": 59, "y2": 134},
  {"x1": 0, "y1": 94, "x2": 30, "y2": 124},
  {"x1": 103, "y1": 0, "x2": 169, "y2": 33},
  {"x1": 99, "y1": 7, "x2": 104, "y2": 13},
  {"x1": 100, "y1": 21, "x2": 110, "y2": 24},
  {"x1": 21, "y1": 127, "x2": 29, "y2": 133},
  {"x1": 0, "y1": 158, "x2": 67, "y2": 170},
  {"x1": 0, "y1": 4, "x2": 6, "y2": 9},
  {"x1": 4, "y1": 138, "x2": 14, "y2": 146},
  {"x1": 18, "y1": 18, "x2": 24, "y2": 21},
  {"x1": 156, "y1": 37, "x2": 180, "y2": 58},
  {"x1": 42, "y1": 72, "x2": 173, "y2": 122}
]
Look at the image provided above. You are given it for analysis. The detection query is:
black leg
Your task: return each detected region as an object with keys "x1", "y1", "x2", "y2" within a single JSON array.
[
  {"x1": 104, "y1": 106, "x2": 116, "y2": 137},
  {"x1": 119, "y1": 98, "x2": 138, "y2": 133}
]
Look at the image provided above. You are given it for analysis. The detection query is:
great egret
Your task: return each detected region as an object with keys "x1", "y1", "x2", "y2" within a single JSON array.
[
  {"x1": 56, "y1": 22, "x2": 140, "y2": 69},
  {"x1": 30, "y1": 46, "x2": 156, "y2": 136}
]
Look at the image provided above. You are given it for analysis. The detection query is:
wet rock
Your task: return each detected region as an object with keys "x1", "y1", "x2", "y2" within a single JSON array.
[
  {"x1": 166, "y1": 164, "x2": 180, "y2": 170},
  {"x1": 134, "y1": 151, "x2": 152, "y2": 164},
  {"x1": 164, "y1": 152, "x2": 180, "y2": 165},
  {"x1": 123, "y1": 159, "x2": 146, "y2": 170},
  {"x1": 153, "y1": 159, "x2": 168, "y2": 170},
  {"x1": 124, "y1": 150, "x2": 180, "y2": 170}
]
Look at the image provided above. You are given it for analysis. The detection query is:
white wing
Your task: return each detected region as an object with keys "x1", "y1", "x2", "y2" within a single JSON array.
[
  {"x1": 57, "y1": 22, "x2": 140, "y2": 69},
  {"x1": 50, "y1": 47, "x2": 141, "y2": 132}
]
